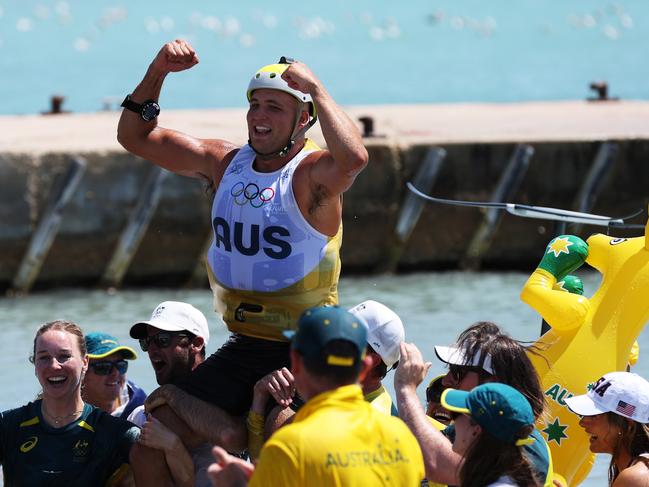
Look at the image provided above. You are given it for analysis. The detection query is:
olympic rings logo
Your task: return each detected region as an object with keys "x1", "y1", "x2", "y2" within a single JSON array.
[{"x1": 230, "y1": 182, "x2": 275, "y2": 208}]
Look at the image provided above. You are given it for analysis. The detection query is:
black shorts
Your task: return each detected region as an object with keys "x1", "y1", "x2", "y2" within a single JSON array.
[{"x1": 177, "y1": 333, "x2": 291, "y2": 416}]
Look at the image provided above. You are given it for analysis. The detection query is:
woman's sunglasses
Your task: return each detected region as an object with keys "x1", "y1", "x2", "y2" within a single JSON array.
[
  {"x1": 448, "y1": 363, "x2": 489, "y2": 382},
  {"x1": 139, "y1": 331, "x2": 190, "y2": 352},
  {"x1": 89, "y1": 360, "x2": 128, "y2": 376}
]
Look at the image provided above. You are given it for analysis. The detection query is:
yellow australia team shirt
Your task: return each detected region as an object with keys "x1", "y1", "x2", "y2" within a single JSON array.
[
  {"x1": 364, "y1": 384, "x2": 397, "y2": 416},
  {"x1": 250, "y1": 384, "x2": 424, "y2": 486}
]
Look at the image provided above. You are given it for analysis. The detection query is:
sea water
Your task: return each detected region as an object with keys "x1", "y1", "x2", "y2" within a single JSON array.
[
  {"x1": 1, "y1": 0, "x2": 647, "y2": 115},
  {"x1": 1, "y1": 271, "x2": 648, "y2": 485}
]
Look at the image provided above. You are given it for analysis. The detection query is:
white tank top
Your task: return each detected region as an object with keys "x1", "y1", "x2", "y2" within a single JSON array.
[{"x1": 207, "y1": 141, "x2": 341, "y2": 340}]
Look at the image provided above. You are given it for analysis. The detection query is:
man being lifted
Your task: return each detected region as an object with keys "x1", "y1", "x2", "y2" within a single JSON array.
[{"x1": 117, "y1": 39, "x2": 368, "y2": 483}]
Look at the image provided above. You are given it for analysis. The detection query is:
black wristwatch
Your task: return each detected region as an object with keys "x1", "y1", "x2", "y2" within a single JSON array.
[{"x1": 121, "y1": 94, "x2": 160, "y2": 122}]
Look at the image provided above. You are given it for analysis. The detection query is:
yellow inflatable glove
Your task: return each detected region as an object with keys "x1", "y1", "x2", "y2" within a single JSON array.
[{"x1": 521, "y1": 216, "x2": 649, "y2": 485}]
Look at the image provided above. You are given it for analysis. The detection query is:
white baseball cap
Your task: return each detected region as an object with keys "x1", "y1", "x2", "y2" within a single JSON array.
[
  {"x1": 130, "y1": 301, "x2": 210, "y2": 345},
  {"x1": 434, "y1": 345, "x2": 495, "y2": 375},
  {"x1": 348, "y1": 300, "x2": 404, "y2": 370},
  {"x1": 566, "y1": 371, "x2": 649, "y2": 424}
]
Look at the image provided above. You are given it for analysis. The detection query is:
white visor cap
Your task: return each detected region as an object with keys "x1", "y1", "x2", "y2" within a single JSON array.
[{"x1": 434, "y1": 345, "x2": 495, "y2": 375}]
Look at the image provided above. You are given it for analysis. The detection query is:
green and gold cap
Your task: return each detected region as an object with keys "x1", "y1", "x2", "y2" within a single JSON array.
[
  {"x1": 285, "y1": 306, "x2": 367, "y2": 367},
  {"x1": 442, "y1": 383, "x2": 535, "y2": 446},
  {"x1": 85, "y1": 332, "x2": 137, "y2": 360}
]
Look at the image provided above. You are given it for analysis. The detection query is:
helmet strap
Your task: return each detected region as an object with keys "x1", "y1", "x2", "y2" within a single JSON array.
[{"x1": 248, "y1": 137, "x2": 295, "y2": 160}]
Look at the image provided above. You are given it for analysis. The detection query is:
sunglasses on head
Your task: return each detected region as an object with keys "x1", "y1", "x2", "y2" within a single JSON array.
[
  {"x1": 448, "y1": 363, "x2": 489, "y2": 382},
  {"x1": 139, "y1": 331, "x2": 191, "y2": 352},
  {"x1": 89, "y1": 360, "x2": 128, "y2": 376}
]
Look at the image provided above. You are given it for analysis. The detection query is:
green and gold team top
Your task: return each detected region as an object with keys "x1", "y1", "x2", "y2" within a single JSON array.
[
  {"x1": 0, "y1": 400, "x2": 139, "y2": 487},
  {"x1": 251, "y1": 384, "x2": 424, "y2": 486},
  {"x1": 364, "y1": 385, "x2": 399, "y2": 417}
]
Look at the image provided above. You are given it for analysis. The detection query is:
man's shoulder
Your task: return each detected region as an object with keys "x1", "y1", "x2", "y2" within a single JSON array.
[
  {"x1": 295, "y1": 146, "x2": 328, "y2": 168},
  {"x1": 202, "y1": 138, "x2": 241, "y2": 156},
  {"x1": 365, "y1": 386, "x2": 398, "y2": 416},
  {"x1": 208, "y1": 140, "x2": 242, "y2": 183}
]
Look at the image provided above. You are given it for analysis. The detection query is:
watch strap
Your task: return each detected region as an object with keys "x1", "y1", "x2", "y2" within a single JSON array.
[
  {"x1": 121, "y1": 94, "x2": 144, "y2": 113},
  {"x1": 121, "y1": 95, "x2": 160, "y2": 121}
]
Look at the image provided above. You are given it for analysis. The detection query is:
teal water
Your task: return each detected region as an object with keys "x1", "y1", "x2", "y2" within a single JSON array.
[
  {"x1": 2, "y1": 0, "x2": 647, "y2": 114},
  {"x1": 1, "y1": 271, "x2": 648, "y2": 485}
]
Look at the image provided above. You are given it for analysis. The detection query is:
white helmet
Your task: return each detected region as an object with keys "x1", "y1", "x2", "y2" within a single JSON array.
[
  {"x1": 246, "y1": 58, "x2": 317, "y2": 119},
  {"x1": 246, "y1": 57, "x2": 318, "y2": 157}
]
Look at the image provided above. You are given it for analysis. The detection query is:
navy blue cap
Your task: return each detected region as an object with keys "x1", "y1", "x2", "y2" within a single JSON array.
[{"x1": 285, "y1": 306, "x2": 367, "y2": 367}]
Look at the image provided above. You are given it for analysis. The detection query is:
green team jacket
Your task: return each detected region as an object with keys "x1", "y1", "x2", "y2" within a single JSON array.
[{"x1": 0, "y1": 400, "x2": 139, "y2": 486}]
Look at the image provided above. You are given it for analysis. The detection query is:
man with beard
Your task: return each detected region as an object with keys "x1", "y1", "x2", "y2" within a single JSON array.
[{"x1": 128, "y1": 301, "x2": 214, "y2": 487}]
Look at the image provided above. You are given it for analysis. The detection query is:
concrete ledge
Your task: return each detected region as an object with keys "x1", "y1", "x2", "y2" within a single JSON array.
[
  {"x1": 2, "y1": 100, "x2": 649, "y2": 155},
  {"x1": 1, "y1": 101, "x2": 648, "y2": 290}
]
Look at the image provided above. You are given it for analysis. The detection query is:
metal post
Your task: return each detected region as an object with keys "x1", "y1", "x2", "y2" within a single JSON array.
[
  {"x1": 395, "y1": 147, "x2": 447, "y2": 243},
  {"x1": 569, "y1": 141, "x2": 618, "y2": 235},
  {"x1": 461, "y1": 144, "x2": 534, "y2": 270},
  {"x1": 100, "y1": 166, "x2": 168, "y2": 288},
  {"x1": 377, "y1": 146, "x2": 446, "y2": 273},
  {"x1": 11, "y1": 157, "x2": 87, "y2": 294}
]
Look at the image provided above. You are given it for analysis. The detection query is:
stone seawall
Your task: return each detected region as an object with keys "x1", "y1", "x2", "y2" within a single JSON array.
[{"x1": 1, "y1": 101, "x2": 648, "y2": 290}]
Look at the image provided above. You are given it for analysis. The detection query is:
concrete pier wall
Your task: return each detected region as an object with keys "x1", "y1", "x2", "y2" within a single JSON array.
[
  {"x1": 1, "y1": 101, "x2": 648, "y2": 290},
  {"x1": 395, "y1": 140, "x2": 648, "y2": 270}
]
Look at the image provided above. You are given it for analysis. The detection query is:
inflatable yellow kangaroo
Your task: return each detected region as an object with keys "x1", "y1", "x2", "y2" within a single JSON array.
[{"x1": 521, "y1": 215, "x2": 649, "y2": 485}]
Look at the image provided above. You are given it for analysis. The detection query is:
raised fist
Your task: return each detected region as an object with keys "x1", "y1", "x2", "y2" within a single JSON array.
[
  {"x1": 538, "y1": 235, "x2": 588, "y2": 280},
  {"x1": 151, "y1": 39, "x2": 199, "y2": 74},
  {"x1": 281, "y1": 62, "x2": 319, "y2": 95}
]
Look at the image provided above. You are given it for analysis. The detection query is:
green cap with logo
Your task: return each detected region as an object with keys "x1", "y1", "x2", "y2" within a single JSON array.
[
  {"x1": 285, "y1": 305, "x2": 367, "y2": 367},
  {"x1": 441, "y1": 382, "x2": 535, "y2": 446},
  {"x1": 85, "y1": 332, "x2": 137, "y2": 360}
]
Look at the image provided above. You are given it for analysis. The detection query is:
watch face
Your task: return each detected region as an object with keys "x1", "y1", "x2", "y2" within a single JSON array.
[{"x1": 141, "y1": 102, "x2": 160, "y2": 122}]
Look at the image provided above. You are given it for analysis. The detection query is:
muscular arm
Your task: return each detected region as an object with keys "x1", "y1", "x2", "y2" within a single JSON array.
[
  {"x1": 395, "y1": 384, "x2": 462, "y2": 485},
  {"x1": 394, "y1": 343, "x2": 462, "y2": 485},
  {"x1": 248, "y1": 368, "x2": 295, "y2": 460},
  {"x1": 117, "y1": 39, "x2": 238, "y2": 183},
  {"x1": 146, "y1": 384, "x2": 247, "y2": 452},
  {"x1": 283, "y1": 63, "x2": 368, "y2": 196}
]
